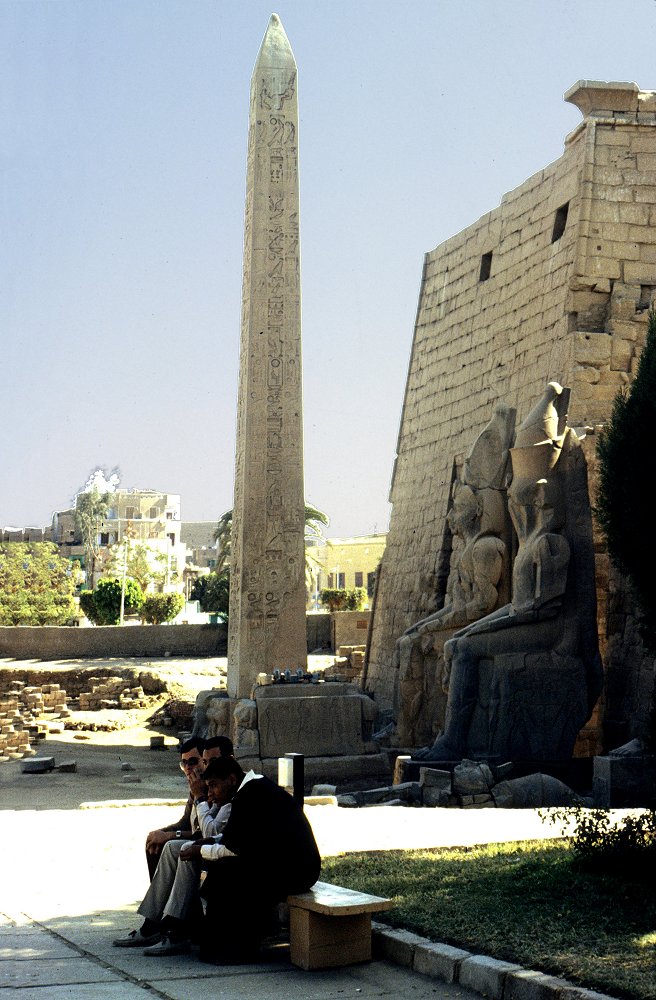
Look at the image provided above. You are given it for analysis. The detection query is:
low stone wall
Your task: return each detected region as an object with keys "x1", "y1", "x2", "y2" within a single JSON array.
[
  {"x1": 331, "y1": 611, "x2": 370, "y2": 651},
  {"x1": 0, "y1": 623, "x2": 227, "y2": 661}
]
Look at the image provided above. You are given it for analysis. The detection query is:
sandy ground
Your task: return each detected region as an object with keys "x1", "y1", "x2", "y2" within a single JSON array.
[
  {"x1": 0, "y1": 657, "x2": 576, "y2": 917},
  {"x1": 0, "y1": 654, "x2": 336, "y2": 810}
]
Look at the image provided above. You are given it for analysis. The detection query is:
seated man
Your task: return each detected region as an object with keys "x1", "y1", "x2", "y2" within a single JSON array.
[
  {"x1": 113, "y1": 735, "x2": 234, "y2": 953},
  {"x1": 143, "y1": 736, "x2": 206, "y2": 880},
  {"x1": 182, "y1": 757, "x2": 321, "y2": 964}
]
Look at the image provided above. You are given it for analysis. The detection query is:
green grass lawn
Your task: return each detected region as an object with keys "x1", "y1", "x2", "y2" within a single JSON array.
[{"x1": 321, "y1": 840, "x2": 655, "y2": 1000}]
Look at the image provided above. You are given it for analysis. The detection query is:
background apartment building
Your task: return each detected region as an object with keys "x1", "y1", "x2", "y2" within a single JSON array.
[{"x1": 306, "y1": 533, "x2": 387, "y2": 608}]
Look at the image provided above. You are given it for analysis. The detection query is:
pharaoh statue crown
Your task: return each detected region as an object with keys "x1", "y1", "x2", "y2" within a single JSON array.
[
  {"x1": 510, "y1": 382, "x2": 571, "y2": 482},
  {"x1": 463, "y1": 403, "x2": 516, "y2": 490}
]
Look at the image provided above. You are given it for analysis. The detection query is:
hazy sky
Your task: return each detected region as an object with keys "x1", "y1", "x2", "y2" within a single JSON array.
[{"x1": 2, "y1": 0, "x2": 655, "y2": 537}]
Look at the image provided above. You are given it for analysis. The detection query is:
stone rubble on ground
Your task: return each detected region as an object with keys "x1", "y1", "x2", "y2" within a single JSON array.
[
  {"x1": 0, "y1": 679, "x2": 70, "y2": 762},
  {"x1": 323, "y1": 645, "x2": 366, "y2": 684},
  {"x1": 78, "y1": 675, "x2": 150, "y2": 711},
  {"x1": 336, "y1": 759, "x2": 585, "y2": 810}
]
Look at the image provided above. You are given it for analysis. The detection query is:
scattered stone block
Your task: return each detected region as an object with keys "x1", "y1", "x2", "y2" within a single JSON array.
[
  {"x1": 360, "y1": 782, "x2": 421, "y2": 806},
  {"x1": 311, "y1": 783, "x2": 337, "y2": 796},
  {"x1": 419, "y1": 766, "x2": 452, "y2": 791},
  {"x1": 390, "y1": 781, "x2": 421, "y2": 803},
  {"x1": 492, "y1": 774, "x2": 580, "y2": 808},
  {"x1": 150, "y1": 736, "x2": 166, "y2": 750},
  {"x1": 303, "y1": 795, "x2": 337, "y2": 806},
  {"x1": 492, "y1": 761, "x2": 514, "y2": 782},
  {"x1": 121, "y1": 762, "x2": 135, "y2": 772},
  {"x1": 22, "y1": 757, "x2": 55, "y2": 774},
  {"x1": 56, "y1": 761, "x2": 77, "y2": 773},
  {"x1": 593, "y1": 754, "x2": 656, "y2": 807},
  {"x1": 422, "y1": 786, "x2": 452, "y2": 807},
  {"x1": 123, "y1": 774, "x2": 142, "y2": 783},
  {"x1": 392, "y1": 755, "x2": 412, "y2": 785},
  {"x1": 453, "y1": 759, "x2": 494, "y2": 796}
]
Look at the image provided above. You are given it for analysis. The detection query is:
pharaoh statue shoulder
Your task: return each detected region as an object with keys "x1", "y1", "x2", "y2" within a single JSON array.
[
  {"x1": 394, "y1": 403, "x2": 515, "y2": 746},
  {"x1": 415, "y1": 382, "x2": 603, "y2": 763}
]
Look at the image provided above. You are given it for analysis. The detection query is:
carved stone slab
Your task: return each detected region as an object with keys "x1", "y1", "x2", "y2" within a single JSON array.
[
  {"x1": 228, "y1": 15, "x2": 307, "y2": 698},
  {"x1": 256, "y1": 688, "x2": 376, "y2": 758}
]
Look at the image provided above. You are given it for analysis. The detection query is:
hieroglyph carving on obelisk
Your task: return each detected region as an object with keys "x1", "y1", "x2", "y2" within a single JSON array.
[{"x1": 228, "y1": 14, "x2": 307, "y2": 699}]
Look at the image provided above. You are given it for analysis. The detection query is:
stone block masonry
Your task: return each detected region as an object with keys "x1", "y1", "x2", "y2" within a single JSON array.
[
  {"x1": 0, "y1": 680, "x2": 70, "y2": 761},
  {"x1": 367, "y1": 81, "x2": 656, "y2": 723}
]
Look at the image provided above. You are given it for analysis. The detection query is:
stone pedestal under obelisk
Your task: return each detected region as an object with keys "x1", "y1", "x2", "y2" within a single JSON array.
[{"x1": 227, "y1": 14, "x2": 307, "y2": 699}]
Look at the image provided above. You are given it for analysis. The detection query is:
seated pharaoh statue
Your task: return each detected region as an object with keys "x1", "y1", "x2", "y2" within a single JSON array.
[
  {"x1": 415, "y1": 382, "x2": 603, "y2": 762},
  {"x1": 394, "y1": 404, "x2": 515, "y2": 746}
]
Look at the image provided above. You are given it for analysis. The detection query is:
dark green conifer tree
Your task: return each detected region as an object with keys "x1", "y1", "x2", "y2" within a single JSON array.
[
  {"x1": 596, "y1": 310, "x2": 656, "y2": 652},
  {"x1": 596, "y1": 309, "x2": 656, "y2": 747}
]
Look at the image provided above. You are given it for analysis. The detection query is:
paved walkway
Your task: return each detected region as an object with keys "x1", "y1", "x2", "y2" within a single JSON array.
[
  {"x1": 1, "y1": 799, "x2": 618, "y2": 999},
  {"x1": 0, "y1": 800, "x2": 574, "y2": 999},
  {"x1": 0, "y1": 917, "x2": 474, "y2": 999}
]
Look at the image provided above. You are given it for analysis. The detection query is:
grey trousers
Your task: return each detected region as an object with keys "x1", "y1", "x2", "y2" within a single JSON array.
[{"x1": 138, "y1": 840, "x2": 200, "y2": 923}]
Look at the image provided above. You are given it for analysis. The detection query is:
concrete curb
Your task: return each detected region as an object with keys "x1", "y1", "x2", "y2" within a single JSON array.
[{"x1": 372, "y1": 923, "x2": 620, "y2": 1000}]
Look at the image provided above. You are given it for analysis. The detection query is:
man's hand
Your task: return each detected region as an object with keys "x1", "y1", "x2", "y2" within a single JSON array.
[
  {"x1": 145, "y1": 829, "x2": 174, "y2": 854},
  {"x1": 188, "y1": 772, "x2": 207, "y2": 800},
  {"x1": 180, "y1": 840, "x2": 211, "y2": 861}
]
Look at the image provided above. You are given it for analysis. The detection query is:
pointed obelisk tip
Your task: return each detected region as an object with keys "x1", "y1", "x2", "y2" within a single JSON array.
[
  {"x1": 264, "y1": 12, "x2": 285, "y2": 39},
  {"x1": 256, "y1": 11, "x2": 295, "y2": 67}
]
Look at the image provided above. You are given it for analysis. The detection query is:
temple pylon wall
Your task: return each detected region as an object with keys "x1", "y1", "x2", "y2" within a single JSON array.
[{"x1": 367, "y1": 81, "x2": 656, "y2": 732}]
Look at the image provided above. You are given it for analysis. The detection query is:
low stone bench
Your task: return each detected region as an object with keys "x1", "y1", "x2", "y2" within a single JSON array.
[{"x1": 287, "y1": 880, "x2": 393, "y2": 970}]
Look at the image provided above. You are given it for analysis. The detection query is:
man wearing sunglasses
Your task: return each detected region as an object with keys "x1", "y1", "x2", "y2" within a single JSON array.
[
  {"x1": 113, "y1": 734, "x2": 233, "y2": 952},
  {"x1": 140, "y1": 737, "x2": 204, "y2": 876}
]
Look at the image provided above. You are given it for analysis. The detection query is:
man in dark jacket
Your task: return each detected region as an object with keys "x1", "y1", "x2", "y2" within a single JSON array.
[{"x1": 181, "y1": 756, "x2": 321, "y2": 964}]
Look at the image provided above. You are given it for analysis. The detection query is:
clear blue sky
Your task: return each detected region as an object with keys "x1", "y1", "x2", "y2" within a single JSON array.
[{"x1": 2, "y1": 0, "x2": 655, "y2": 537}]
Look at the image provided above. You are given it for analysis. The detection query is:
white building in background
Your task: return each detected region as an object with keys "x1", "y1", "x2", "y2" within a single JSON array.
[
  {"x1": 51, "y1": 488, "x2": 187, "y2": 593},
  {"x1": 97, "y1": 489, "x2": 186, "y2": 592}
]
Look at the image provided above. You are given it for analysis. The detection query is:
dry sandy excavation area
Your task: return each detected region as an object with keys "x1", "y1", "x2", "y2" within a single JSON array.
[{"x1": 0, "y1": 654, "x2": 339, "y2": 811}]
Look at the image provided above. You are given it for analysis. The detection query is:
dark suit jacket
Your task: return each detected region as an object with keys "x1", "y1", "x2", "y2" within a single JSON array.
[{"x1": 220, "y1": 775, "x2": 321, "y2": 895}]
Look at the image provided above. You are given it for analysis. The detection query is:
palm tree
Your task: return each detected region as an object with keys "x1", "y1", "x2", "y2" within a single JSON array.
[
  {"x1": 74, "y1": 487, "x2": 111, "y2": 587},
  {"x1": 213, "y1": 503, "x2": 329, "y2": 576}
]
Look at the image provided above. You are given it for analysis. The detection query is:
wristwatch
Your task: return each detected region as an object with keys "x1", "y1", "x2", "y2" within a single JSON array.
[{"x1": 175, "y1": 830, "x2": 182, "y2": 839}]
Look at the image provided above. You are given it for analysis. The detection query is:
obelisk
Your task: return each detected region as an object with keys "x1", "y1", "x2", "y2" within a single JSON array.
[{"x1": 227, "y1": 14, "x2": 307, "y2": 699}]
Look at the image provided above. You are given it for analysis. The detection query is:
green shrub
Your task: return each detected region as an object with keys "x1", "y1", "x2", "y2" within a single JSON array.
[
  {"x1": 0, "y1": 543, "x2": 77, "y2": 625},
  {"x1": 319, "y1": 588, "x2": 347, "y2": 612},
  {"x1": 141, "y1": 592, "x2": 185, "y2": 624},
  {"x1": 345, "y1": 587, "x2": 367, "y2": 611},
  {"x1": 79, "y1": 590, "x2": 101, "y2": 624},
  {"x1": 81, "y1": 577, "x2": 144, "y2": 625},
  {"x1": 545, "y1": 806, "x2": 656, "y2": 877},
  {"x1": 190, "y1": 571, "x2": 229, "y2": 619}
]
